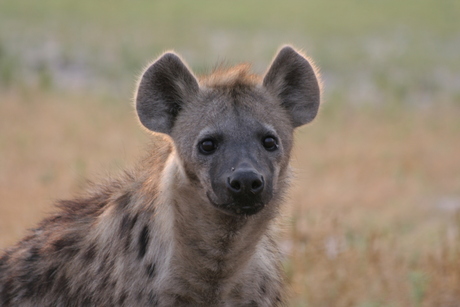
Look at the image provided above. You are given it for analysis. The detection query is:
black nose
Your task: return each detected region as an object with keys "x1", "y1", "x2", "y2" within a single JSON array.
[{"x1": 227, "y1": 170, "x2": 264, "y2": 196}]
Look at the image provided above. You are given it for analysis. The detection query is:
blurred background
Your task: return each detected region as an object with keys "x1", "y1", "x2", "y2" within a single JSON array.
[{"x1": 0, "y1": 0, "x2": 459, "y2": 305}]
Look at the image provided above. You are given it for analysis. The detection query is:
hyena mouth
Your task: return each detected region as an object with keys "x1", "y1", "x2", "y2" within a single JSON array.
[{"x1": 206, "y1": 193, "x2": 265, "y2": 216}]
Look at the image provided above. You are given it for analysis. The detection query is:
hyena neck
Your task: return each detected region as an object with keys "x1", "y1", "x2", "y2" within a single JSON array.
[{"x1": 155, "y1": 151, "x2": 275, "y2": 295}]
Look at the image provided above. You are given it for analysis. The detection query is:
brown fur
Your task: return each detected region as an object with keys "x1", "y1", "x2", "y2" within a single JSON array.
[
  {"x1": 200, "y1": 64, "x2": 260, "y2": 88},
  {"x1": 0, "y1": 46, "x2": 321, "y2": 306}
]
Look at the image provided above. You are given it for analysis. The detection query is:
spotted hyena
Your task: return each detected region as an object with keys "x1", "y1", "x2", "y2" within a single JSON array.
[{"x1": 0, "y1": 46, "x2": 320, "y2": 306}]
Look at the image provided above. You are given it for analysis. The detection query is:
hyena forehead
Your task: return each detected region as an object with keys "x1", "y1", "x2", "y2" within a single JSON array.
[{"x1": 184, "y1": 86, "x2": 289, "y2": 129}]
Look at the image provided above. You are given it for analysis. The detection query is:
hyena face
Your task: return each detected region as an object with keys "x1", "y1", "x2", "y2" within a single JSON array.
[
  {"x1": 174, "y1": 89, "x2": 292, "y2": 216},
  {"x1": 136, "y1": 46, "x2": 320, "y2": 216}
]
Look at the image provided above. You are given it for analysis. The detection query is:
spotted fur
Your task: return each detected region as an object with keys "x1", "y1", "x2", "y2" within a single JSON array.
[{"x1": 0, "y1": 46, "x2": 320, "y2": 306}]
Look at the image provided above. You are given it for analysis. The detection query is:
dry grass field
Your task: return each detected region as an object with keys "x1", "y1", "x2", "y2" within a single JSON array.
[
  {"x1": 1, "y1": 0, "x2": 460, "y2": 306},
  {"x1": 287, "y1": 105, "x2": 460, "y2": 306}
]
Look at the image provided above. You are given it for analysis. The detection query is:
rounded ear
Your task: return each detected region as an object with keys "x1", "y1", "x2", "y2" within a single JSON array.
[
  {"x1": 263, "y1": 46, "x2": 321, "y2": 128},
  {"x1": 135, "y1": 52, "x2": 199, "y2": 135}
]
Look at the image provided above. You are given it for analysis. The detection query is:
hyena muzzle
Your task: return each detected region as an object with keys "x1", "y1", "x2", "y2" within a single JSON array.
[{"x1": 0, "y1": 46, "x2": 320, "y2": 306}]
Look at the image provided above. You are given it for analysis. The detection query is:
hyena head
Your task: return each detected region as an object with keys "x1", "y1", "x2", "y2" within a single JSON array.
[{"x1": 136, "y1": 46, "x2": 320, "y2": 217}]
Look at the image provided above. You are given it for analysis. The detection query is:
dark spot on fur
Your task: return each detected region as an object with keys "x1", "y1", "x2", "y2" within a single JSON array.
[
  {"x1": 20, "y1": 263, "x2": 59, "y2": 299},
  {"x1": 24, "y1": 273, "x2": 41, "y2": 298},
  {"x1": 52, "y1": 235, "x2": 80, "y2": 257},
  {"x1": 138, "y1": 225, "x2": 149, "y2": 259},
  {"x1": 111, "y1": 280, "x2": 117, "y2": 288},
  {"x1": 120, "y1": 215, "x2": 130, "y2": 233},
  {"x1": 55, "y1": 189, "x2": 113, "y2": 225},
  {"x1": 174, "y1": 294, "x2": 193, "y2": 304},
  {"x1": 97, "y1": 254, "x2": 109, "y2": 273},
  {"x1": 0, "y1": 251, "x2": 11, "y2": 269},
  {"x1": 248, "y1": 300, "x2": 259, "y2": 307},
  {"x1": 148, "y1": 291, "x2": 159, "y2": 306},
  {"x1": 146, "y1": 262, "x2": 156, "y2": 278},
  {"x1": 42, "y1": 266, "x2": 58, "y2": 292},
  {"x1": 25, "y1": 247, "x2": 40, "y2": 263},
  {"x1": 116, "y1": 192, "x2": 132, "y2": 210},
  {"x1": 120, "y1": 213, "x2": 138, "y2": 251},
  {"x1": 99, "y1": 271, "x2": 112, "y2": 292},
  {"x1": 53, "y1": 274, "x2": 70, "y2": 298},
  {"x1": 136, "y1": 290, "x2": 143, "y2": 302},
  {"x1": 259, "y1": 274, "x2": 268, "y2": 294},
  {"x1": 118, "y1": 291, "x2": 127, "y2": 305},
  {"x1": 83, "y1": 243, "x2": 97, "y2": 261},
  {"x1": 97, "y1": 255, "x2": 115, "y2": 286},
  {"x1": 188, "y1": 240, "x2": 210, "y2": 259},
  {"x1": 260, "y1": 283, "x2": 266, "y2": 294},
  {"x1": 82, "y1": 295, "x2": 93, "y2": 306},
  {"x1": 120, "y1": 214, "x2": 138, "y2": 235},
  {"x1": 1, "y1": 277, "x2": 15, "y2": 305}
]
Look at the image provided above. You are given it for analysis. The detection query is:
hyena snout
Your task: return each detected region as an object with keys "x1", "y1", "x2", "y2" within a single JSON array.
[
  {"x1": 227, "y1": 169, "x2": 264, "y2": 197},
  {"x1": 221, "y1": 163, "x2": 270, "y2": 216}
]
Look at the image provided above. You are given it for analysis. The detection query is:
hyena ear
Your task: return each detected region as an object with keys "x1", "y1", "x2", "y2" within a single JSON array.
[
  {"x1": 263, "y1": 46, "x2": 321, "y2": 128},
  {"x1": 136, "y1": 52, "x2": 199, "y2": 135}
]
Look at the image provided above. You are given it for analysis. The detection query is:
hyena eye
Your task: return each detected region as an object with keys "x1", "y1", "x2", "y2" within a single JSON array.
[
  {"x1": 262, "y1": 136, "x2": 278, "y2": 151},
  {"x1": 199, "y1": 139, "x2": 218, "y2": 154}
]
